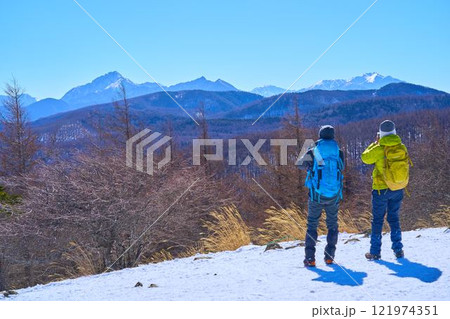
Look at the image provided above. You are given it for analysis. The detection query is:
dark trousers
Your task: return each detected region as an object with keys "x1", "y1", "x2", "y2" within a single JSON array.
[
  {"x1": 305, "y1": 199, "x2": 339, "y2": 260},
  {"x1": 370, "y1": 189, "x2": 404, "y2": 255}
]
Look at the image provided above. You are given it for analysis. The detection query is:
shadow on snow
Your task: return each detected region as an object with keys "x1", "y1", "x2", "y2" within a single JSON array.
[
  {"x1": 307, "y1": 264, "x2": 367, "y2": 286},
  {"x1": 375, "y1": 258, "x2": 442, "y2": 283}
]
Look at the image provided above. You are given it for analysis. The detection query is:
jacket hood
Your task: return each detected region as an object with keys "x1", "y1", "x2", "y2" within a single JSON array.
[{"x1": 379, "y1": 134, "x2": 402, "y2": 146}]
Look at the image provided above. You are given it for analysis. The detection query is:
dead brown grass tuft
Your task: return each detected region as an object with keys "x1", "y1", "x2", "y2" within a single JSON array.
[
  {"x1": 147, "y1": 249, "x2": 174, "y2": 264},
  {"x1": 201, "y1": 205, "x2": 251, "y2": 252},
  {"x1": 338, "y1": 209, "x2": 372, "y2": 234},
  {"x1": 255, "y1": 204, "x2": 316, "y2": 245},
  {"x1": 255, "y1": 204, "x2": 372, "y2": 245},
  {"x1": 414, "y1": 205, "x2": 450, "y2": 229},
  {"x1": 53, "y1": 242, "x2": 103, "y2": 279},
  {"x1": 431, "y1": 205, "x2": 450, "y2": 228}
]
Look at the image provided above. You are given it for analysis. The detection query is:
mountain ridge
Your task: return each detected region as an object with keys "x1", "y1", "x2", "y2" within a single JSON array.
[
  {"x1": 299, "y1": 72, "x2": 403, "y2": 92},
  {"x1": 226, "y1": 82, "x2": 449, "y2": 120},
  {"x1": 29, "y1": 82, "x2": 450, "y2": 147},
  {"x1": 3, "y1": 72, "x2": 445, "y2": 121}
]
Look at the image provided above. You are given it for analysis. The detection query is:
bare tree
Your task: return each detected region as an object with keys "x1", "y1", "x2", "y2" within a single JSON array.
[
  {"x1": 196, "y1": 102, "x2": 211, "y2": 173},
  {"x1": 283, "y1": 95, "x2": 303, "y2": 149},
  {"x1": 86, "y1": 82, "x2": 135, "y2": 154},
  {"x1": 113, "y1": 81, "x2": 133, "y2": 142},
  {"x1": 0, "y1": 151, "x2": 233, "y2": 287},
  {"x1": 0, "y1": 79, "x2": 38, "y2": 176}
]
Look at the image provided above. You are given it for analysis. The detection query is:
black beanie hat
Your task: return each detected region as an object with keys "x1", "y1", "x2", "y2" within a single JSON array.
[{"x1": 319, "y1": 125, "x2": 335, "y2": 140}]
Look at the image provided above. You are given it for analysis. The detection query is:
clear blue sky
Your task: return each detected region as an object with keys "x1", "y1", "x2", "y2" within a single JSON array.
[{"x1": 1, "y1": 0, "x2": 449, "y2": 99}]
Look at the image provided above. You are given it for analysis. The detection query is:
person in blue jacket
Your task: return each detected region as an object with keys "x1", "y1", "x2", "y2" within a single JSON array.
[{"x1": 297, "y1": 125, "x2": 345, "y2": 267}]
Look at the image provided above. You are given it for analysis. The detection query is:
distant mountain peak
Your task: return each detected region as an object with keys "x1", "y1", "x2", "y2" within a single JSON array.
[
  {"x1": 250, "y1": 85, "x2": 286, "y2": 97},
  {"x1": 106, "y1": 70, "x2": 121, "y2": 76},
  {"x1": 0, "y1": 93, "x2": 37, "y2": 108},
  {"x1": 361, "y1": 72, "x2": 380, "y2": 82},
  {"x1": 250, "y1": 73, "x2": 399, "y2": 96},
  {"x1": 61, "y1": 71, "x2": 157, "y2": 107},
  {"x1": 168, "y1": 76, "x2": 238, "y2": 92},
  {"x1": 300, "y1": 72, "x2": 403, "y2": 92},
  {"x1": 59, "y1": 73, "x2": 240, "y2": 108},
  {"x1": 363, "y1": 71, "x2": 380, "y2": 76},
  {"x1": 104, "y1": 72, "x2": 129, "y2": 83},
  {"x1": 95, "y1": 71, "x2": 124, "y2": 82}
]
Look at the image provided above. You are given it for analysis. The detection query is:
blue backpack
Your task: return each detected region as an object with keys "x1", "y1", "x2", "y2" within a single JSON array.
[{"x1": 305, "y1": 139, "x2": 344, "y2": 201}]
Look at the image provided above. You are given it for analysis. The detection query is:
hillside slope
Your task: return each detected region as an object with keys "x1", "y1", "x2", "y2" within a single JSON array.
[
  {"x1": 4, "y1": 228, "x2": 448, "y2": 301},
  {"x1": 227, "y1": 83, "x2": 449, "y2": 121}
]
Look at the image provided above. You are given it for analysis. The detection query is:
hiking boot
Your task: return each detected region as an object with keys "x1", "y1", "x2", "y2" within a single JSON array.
[
  {"x1": 394, "y1": 250, "x2": 404, "y2": 259},
  {"x1": 365, "y1": 252, "x2": 381, "y2": 260},
  {"x1": 303, "y1": 258, "x2": 316, "y2": 267},
  {"x1": 324, "y1": 257, "x2": 334, "y2": 265}
]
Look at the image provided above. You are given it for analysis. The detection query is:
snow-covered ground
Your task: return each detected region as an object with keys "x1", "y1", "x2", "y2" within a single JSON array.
[{"x1": 3, "y1": 228, "x2": 449, "y2": 301}]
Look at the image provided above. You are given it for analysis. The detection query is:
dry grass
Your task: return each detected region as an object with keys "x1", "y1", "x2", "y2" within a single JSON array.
[
  {"x1": 338, "y1": 209, "x2": 372, "y2": 234},
  {"x1": 201, "y1": 205, "x2": 251, "y2": 253},
  {"x1": 141, "y1": 204, "x2": 442, "y2": 266},
  {"x1": 52, "y1": 242, "x2": 103, "y2": 279},
  {"x1": 255, "y1": 204, "x2": 323, "y2": 245},
  {"x1": 431, "y1": 205, "x2": 450, "y2": 228},
  {"x1": 255, "y1": 204, "x2": 372, "y2": 245},
  {"x1": 177, "y1": 243, "x2": 205, "y2": 258},
  {"x1": 413, "y1": 218, "x2": 432, "y2": 229},
  {"x1": 143, "y1": 205, "x2": 252, "y2": 262},
  {"x1": 146, "y1": 243, "x2": 206, "y2": 264},
  {"x1": 414, "y1": 205, "x2": 450, "y2": 229},
  {"x1": 147, "y1": 249, "x2": 174, "y2": 263}
]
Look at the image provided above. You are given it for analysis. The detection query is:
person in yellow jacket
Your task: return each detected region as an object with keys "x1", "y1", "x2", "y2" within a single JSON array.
[{"x1": 362, "y1": 120, "x2": 406, "y2": 260}]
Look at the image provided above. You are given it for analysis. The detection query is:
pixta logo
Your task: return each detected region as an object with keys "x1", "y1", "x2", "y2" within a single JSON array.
[
  {"x1": 126, "y1": 129, "x2": 172, "y2": 175},
  {"x1": 193, "y1": 138, "x2": 317, "y2": 166},
  {"x1": 126, "y1": 131, "x2": 318, "y2": 175}
]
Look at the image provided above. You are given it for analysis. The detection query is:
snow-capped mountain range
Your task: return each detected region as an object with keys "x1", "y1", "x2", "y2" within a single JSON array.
[
  {"x1": 1, "y1": 72, "x2": 405, "y2": 120},
  {"x1": 61, "y1": 71, "x2": 163, "y2": 108},
  {"x1": 60, "y1": 71, "x2": 402, "y2": 105},
  {"x1": 61, "y1": 72, "x2": 239, "y2": 108},
  {"x1": 251, "y1": 73, "x2": 403, "y2": 97},
  {"x1": 299, "y1": 72, "x2": 403, "y2": 92}
]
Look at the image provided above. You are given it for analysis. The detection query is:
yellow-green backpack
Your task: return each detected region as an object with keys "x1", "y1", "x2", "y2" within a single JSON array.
[{"x1": 383, "y1": 144, "x2": 412, "y2": 191}]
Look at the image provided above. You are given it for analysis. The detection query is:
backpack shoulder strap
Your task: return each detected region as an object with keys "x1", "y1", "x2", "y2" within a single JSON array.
[{"x1": 313, "y1": 141, "x2": 325, "y2": 166}]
